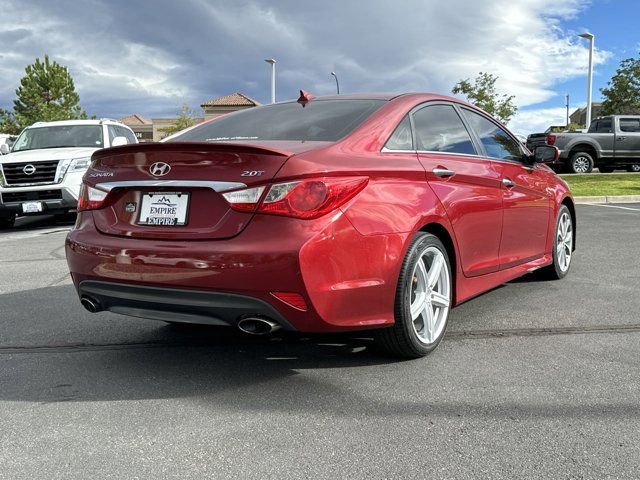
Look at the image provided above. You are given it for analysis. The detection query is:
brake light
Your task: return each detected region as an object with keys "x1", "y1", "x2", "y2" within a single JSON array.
[
  {"x1": 223, "y1": 177, "x2": 368, "y2": 219},
  {"x1": 547, "y1": 134, "x2": 556, "y2": 145},
  {"x1": 77, "y1": 184, "x2": 108, "y2": 211}
]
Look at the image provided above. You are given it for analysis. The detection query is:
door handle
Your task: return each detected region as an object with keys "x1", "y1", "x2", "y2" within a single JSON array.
[
  {"x1": 618, "y1": 136, "x2": 627, "y2": 141},
  {"x1": 502, "y1": 177, "x2": 515, "y2": 188},
  {"x1": 433, "y1": 168, "x2": 455, "y2": 178}
]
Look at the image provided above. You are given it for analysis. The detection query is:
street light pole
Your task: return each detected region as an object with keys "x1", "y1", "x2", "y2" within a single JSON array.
[
  {"x1": 265, "y1": 58, "x2": 276, "y2": 104},
  {"x1": 578, "y1": 33, "x2": 594, "y2": 128},
  {"x1": 566, "y1": 94, "x2": 570, "y2": 127},
  {"x1": 331, "y1": 71, "x2": 340, "y2": 94}
]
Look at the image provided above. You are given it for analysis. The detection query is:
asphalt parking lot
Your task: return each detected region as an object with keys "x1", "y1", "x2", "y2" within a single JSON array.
[{"x1": 1, "y1": 204, "x2": 639, "y2": 479}]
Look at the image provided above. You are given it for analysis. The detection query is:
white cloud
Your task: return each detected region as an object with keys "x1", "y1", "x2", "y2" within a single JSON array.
[
  {"x1": 509, "y1": 107, "x2": 570, "y2": 135},
  {"x1": 0, "y1": 0, "x2": 610, "y2": 119}
]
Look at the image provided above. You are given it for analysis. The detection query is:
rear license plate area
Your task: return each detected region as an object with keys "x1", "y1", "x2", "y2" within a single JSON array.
[{"x1": 137, "y1": 191, "x2": 189, "y2": 226}]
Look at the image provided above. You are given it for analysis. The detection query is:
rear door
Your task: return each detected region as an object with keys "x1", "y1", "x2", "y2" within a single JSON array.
[
  {"x1": 414, "y1": 103, "x2": 503, "y2": 277},
  {"x1": 459, "y1": 108, "x2": 551, "y2": 269},
  {"x1": 616, "y1": 117, "x2": 640, "y2": 161}
]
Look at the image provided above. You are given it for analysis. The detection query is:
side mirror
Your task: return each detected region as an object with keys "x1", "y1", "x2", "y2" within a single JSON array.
[
  {"x1": 0, "y1": 144, "x2": 9, "y2": 155},
  {"x1": 111, "y1": 136, "x2": 128, "y2": 147},
  {"x1": 533, "y1": 145, "x2": 558, "y2": 164}
]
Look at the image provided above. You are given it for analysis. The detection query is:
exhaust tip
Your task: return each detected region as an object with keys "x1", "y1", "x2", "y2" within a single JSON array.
[
  {"x1": 80, "y1": 296, "x2": 101, "y2": 314},
  {"x1": 237, "y1": 316, "x2": 281, "y2": 336}
]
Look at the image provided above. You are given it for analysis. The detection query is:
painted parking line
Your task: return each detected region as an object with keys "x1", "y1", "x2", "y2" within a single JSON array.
[{"x1": 583, "y1": 203, "x2": 640, "y2": 212}]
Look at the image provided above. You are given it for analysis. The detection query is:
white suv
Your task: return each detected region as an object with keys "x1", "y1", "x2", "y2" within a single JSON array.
[{"x1": 0, "y1": 119, "x2": 137, "y2": 228}]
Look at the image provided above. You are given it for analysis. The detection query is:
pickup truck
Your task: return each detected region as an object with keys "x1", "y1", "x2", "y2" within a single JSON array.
[{"x1": 526, "y1": 115, "x2": 640, "y2": 173}]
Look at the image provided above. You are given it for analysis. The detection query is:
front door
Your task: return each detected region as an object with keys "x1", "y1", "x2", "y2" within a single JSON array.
[{"x1": 459, "y1": 107, "x2": 551, "y2": 269}]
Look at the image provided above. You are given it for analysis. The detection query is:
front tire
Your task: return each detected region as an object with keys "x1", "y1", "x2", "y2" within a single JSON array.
[
  {"x1": 0, "y1": 213, "x2": 16, "y2": 229},
  {"x1": 375, "y1": 233, "x2": 452, "y2": 358},
  {"x1": 538, "y1": 205, "x2": 573, "y2": 280},
  {"x1": 569, "y1": 152, "x2": 594, "y2": 174},
  {"x1": 628, "y1": 164, "x2": 640, "y2": 173}
]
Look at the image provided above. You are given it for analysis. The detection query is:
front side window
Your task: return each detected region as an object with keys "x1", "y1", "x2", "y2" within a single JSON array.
[
  {"x1": 461, "y1": 108, "x2": 522, "y2": 161},
  {"x1": 384, "y1": 116, "x2": 413, "y2": 150},
  {"x1": 12, "y1": 125, "x2": 104, "y2": 152},
  {"x1": 619, "y1": 118, "x2": 640, "y2": 133},
  {"x1": 412, "y1": 104, "x2": 476, "y2": 155},
  {"x1": 171, "y1": 99, "x2": 386, "y2": 143}
]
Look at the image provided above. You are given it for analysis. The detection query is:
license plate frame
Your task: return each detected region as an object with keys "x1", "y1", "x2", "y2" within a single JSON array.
[
  {"x1": 137, "y1": 191, "x2": 190, "y2": 227},
  {"x1": 22, "y1": 201, "x2": 43, "y2": 213}
]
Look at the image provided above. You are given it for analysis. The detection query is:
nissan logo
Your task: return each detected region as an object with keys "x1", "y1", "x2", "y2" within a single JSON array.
[
  {"x1": 23, "y1": 164, "x2": 36, "y2": 175},
  {"x1": 149, "y1": 162, "x2": 171, "y2": 177}
]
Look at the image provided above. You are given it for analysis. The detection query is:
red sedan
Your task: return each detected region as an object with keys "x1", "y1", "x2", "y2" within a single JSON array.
[{"x1": 65, "y1": 93, "x2": 575, "y2": 358}]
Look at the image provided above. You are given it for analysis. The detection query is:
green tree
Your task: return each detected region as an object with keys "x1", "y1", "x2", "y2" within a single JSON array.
[
  {"x1": 601, "y1": 56, "x2": 640, "y2": 115},
  {"x1": 0, "y1": 108, "x2": 20, "y2": 135},
  {"x1": 12, "y1": 55, "x2": 86, "y2": 130},
  {"x1": 160, "y1": 104, "x2": 200, "y2": 136},
  {"x1": 452, "y1": 72, "x2": 517, "y2": 123}
]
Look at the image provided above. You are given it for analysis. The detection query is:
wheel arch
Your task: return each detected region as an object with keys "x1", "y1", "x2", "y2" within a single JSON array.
[
  {"x1": 418, "y1": 222, "x2": 458, "y2": 305},
  {"x1": 568, "y1": 143, "x2": 599, "y2": 161}
]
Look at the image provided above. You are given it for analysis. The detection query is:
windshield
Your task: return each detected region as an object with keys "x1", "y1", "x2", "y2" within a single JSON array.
[
  {"x1": 170, "y1": 99, "x2": 386, "y2": 143},
  {"x1": 12, "y1": 125, "x2": 104, "y2": 152}
]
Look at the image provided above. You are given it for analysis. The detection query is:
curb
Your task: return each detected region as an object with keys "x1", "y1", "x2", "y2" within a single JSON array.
[{"x1": 574, "y1": 195, "x2": 640, "y2": 204}]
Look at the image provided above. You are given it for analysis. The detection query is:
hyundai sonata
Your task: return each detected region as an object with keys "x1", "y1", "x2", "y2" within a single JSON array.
[{"x1": 65, "y1": 92, "x2": 575, "y2": 358}]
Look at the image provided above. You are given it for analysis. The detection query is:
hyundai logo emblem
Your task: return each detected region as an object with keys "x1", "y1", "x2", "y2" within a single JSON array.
[
  {"x1": 149, "y1": 162, "x2": 171, "y2": 177},
  {"x1": 23, "y1": 164, "x2": 36, "y2": 175}
]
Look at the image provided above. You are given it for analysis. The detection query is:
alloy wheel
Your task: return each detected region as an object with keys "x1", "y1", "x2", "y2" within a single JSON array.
[
  {"x1": 556, "y1": 212, "x2": 573, "y2": 273},
  {"x1": 409, "y1": 246, "x2": 451, "y2": 345},
  {"x1": 631, "y1": 164, "x2": 640, "y2": 173},
  {"x1": 573, "y1": 156, "x2": 590, "y2": 173}
]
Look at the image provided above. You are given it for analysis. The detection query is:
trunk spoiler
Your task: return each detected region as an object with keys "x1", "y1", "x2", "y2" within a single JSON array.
[{"x1": 92, "y1": 141, "x2": 294, "y2": 162}]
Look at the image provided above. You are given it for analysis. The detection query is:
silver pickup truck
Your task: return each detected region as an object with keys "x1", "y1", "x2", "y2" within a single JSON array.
[{"x1": 526, "y1": 115, "x2": 640, "y2": 173}]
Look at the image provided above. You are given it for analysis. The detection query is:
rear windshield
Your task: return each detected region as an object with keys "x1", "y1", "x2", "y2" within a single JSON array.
[{"x1": 170, "y1": 99, "x2": 386, "y2": 143}]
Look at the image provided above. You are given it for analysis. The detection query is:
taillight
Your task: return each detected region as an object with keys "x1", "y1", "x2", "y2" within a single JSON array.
[
  {"x1": 223, "y1": 177, "x2": 368, "y2": 219},
  {"x1": 547, "y1": 134, "x2": 556, "y2": 145},
  {"x1": 77, "y1": 184, "x2": 108, "y2": 211}
]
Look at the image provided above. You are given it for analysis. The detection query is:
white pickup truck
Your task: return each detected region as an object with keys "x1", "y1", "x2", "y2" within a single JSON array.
[{"x1": 0, "y1": 119, "x2": 137, "y2": 228}]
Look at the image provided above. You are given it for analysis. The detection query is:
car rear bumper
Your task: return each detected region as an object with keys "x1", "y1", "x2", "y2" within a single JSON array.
[
  {"x1": 78, "y1": 280, "x2": 296, "y2": 329},
  {"x1": 66, "y1": 210, "x2": 403, "y2": 333}
]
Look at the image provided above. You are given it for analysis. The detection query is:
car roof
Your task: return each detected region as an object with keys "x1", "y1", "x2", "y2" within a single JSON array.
[
  {"x1": 27, "y1": 119, "x2": 128, "y2": 129},
  {"x1": 277, "y1": 92, "x2": 472, "y2": 105}
]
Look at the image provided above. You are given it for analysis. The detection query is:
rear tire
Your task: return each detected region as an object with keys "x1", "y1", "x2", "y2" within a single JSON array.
[
  {"x1": 569, "y1": 152, "x2": 594, "y2": 174},
  {"x1": 537, "y1": 205, "x2": 573, "y2": 280},
  {"x1": 628, "y1": 164, "x2": 640, "y2": 173},
  {"x1": 0, "y1": 213, "x2": 16, "y2": 230},
  {"x1": 375, "y1": 232, "x2": 452, "y2": 358}
]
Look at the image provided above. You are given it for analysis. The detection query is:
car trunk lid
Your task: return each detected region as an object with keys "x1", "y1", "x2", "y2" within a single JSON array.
[{"x1": 86, "y1": 141, "x2": 328, "y2": 240}]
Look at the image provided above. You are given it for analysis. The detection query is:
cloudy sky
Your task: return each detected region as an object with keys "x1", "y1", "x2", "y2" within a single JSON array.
[{"x1": 0, "y1": 0, "x2": 638, "y2": 133}]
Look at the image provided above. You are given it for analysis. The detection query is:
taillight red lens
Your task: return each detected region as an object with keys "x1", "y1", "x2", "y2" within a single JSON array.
[
  {"x1": 77, "y1": 184, "x2": 108, "y2": 211},
  {"x1": 260, "y1": 177, "x2": 368, "y2": 219},
  {"x1": 222, "y1": 177, "x2": 368, "y2": 219},
  {"x1": 547, "y1": 134, "x2": 556, "y2": 145}
]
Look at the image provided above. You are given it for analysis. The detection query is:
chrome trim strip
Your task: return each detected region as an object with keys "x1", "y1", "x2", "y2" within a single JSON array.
[{"x1": 95, "y1": 180, "x2": 247, "y2": 193}]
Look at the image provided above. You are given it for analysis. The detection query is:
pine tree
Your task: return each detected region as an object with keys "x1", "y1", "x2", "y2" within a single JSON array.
[{"x1": 12, "y1": 55, "x2": 86, "y2": 130}]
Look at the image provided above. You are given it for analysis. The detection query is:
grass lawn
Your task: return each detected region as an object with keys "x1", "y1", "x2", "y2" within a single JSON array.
[{"x1": 559, "y1": 173, "x2": 640, "y2": 197}]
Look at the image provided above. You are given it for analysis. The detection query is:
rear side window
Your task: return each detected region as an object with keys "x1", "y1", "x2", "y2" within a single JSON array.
[
  {"x1": 384, "y1": 116, "x2": 413, "y2": 150},
  {"x1": 461, "y1": 108, "x2": 522, "y2": 161},
  {"x1": 595, "y1": 118, "x2": 613, "y2": 133},
  {"x1": 619, "y1": 118, "x2": 640, "y2": 132},
  {"x1": 412, "y1": 105, "x2": 476, "y2": 155},
  {"x1": 171, "y1": 99, "x2": 386, "y2": 142}
]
